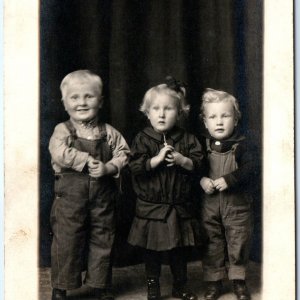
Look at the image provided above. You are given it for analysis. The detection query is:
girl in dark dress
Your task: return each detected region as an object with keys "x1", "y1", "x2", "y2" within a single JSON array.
[{"x1": 128, "y1": 77, "x2": 204, "y2": 300}]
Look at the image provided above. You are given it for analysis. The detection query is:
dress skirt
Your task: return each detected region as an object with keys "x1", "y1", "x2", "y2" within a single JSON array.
[{"x1": 128, "y1": 208, "x2": 202, "y2": 251}]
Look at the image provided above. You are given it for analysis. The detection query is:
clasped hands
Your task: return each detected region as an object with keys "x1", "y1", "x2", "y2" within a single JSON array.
[
  {"x1": 200, "y1": 176, "x2": 228, "y2": 194},
  {"x1": 157, "y1": 145, "x2": 186, "y2": 167},
  {"x1": 87, "y1": 156, "x2": 108, "y2": 178}
]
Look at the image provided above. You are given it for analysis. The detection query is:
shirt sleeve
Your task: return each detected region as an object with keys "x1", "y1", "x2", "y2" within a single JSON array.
[
  {"x1": 223, "y1": 142, "x2": 259, "y2": 190},
  {"x1": 105, "y1": 124, "x2": 130, "y2": 178},
  {"x1": 48, "y1": 123, "x2": 89, "y2": 172}
]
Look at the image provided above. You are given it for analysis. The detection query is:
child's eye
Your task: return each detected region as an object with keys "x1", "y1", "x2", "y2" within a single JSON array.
[
  {"x1": 70, "y1": 95, "x2": 78, "y2": 100},
  {"x1": 86, "y1": 94, "x2": 94, "y2": 99},
  {"x1": 152, "y1": 106, "x2": 159, "y2": 110},
  {"x1": 208, "y1": 115, "x2": 215, "y2": 119}
]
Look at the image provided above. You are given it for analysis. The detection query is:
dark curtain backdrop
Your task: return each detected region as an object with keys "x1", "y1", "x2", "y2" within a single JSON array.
[{"x1": 40, "y1": 0, "x2": 262, "y2": 267}]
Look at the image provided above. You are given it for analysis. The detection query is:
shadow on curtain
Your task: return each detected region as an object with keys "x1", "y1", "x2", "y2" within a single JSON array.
[{"x1": 40, "y1": 0, "x2": 262, "y2": 267}]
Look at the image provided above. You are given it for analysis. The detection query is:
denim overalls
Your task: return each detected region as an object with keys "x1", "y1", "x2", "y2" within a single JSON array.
[
  {"x1": 50, "y1": 121, "x2": 117, "y2": 290},
  {"x1": 202, "y1": 139, "x2": 253, "y2": 281}
]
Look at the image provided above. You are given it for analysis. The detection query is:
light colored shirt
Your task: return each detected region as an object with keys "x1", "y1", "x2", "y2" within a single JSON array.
[{"x1": 49, "y1": 119, "x2": 130, "y2": 177}]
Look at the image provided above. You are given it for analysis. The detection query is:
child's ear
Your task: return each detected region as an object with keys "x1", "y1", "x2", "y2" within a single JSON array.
[
  {"x1": 203, "y1": 117, "x2": 208, "y2": 128},
  {"x1": 234, "y1": 117, "x2": 238, "y2": 126}
]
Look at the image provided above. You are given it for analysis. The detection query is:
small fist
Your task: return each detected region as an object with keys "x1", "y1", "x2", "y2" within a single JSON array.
[
  {"x1": 213, "y1": 177, "x2": 228, "y2": 191},
  {"x1": 200, "y1": 177, "x2": 215, "y2": 194}
]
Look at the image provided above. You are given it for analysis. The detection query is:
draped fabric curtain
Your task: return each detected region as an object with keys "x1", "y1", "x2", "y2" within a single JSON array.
[{"x1": 40, "y1": 0, "x2": 262, "y2": 267}]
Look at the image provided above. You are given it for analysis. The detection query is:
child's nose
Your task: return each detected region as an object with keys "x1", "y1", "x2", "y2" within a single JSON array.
[
  {"x1": 78, "y1": 97, "x2": 87, "y2": 105},
  {"x1": 216, "y1": 117, "x2": 223, "y2": 125},
  {"x1": 159, "y1": 109, "x2": 165, "y2": 117}
]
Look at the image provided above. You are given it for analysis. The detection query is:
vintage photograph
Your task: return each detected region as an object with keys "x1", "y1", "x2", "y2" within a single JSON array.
[
  {"x1": 39, "y1": 2, "x2": 262, "y2": 300},
  {"x1": 4, "y1": 0, "x2": 295, "y2": 300}
]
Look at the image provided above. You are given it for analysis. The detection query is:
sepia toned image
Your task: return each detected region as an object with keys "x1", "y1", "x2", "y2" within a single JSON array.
[{"x1": 4, "y1": 1, "x2": 294, "y2": 300}]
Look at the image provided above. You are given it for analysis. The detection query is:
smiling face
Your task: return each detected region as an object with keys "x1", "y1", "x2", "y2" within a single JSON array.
[
  {"x1": 203, "y1": 101, "x2": 238, "y2": 140},
  {"x1": 147, "y1": 94, "x2": 179, "y2": 133},
  {"x1": 62, "y1": 79, "x2": 102, "y2": 122}
]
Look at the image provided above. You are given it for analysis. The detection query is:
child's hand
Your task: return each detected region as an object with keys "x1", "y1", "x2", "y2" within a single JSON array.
[
  {"x1": 200, "y1": 177, "x2": 215, "y2": 194},
  {"x1": 150, "y1": 145, "x2": 174, "y2": 169},
  {"x1": 157, "y1": 145, "x2": 174, "y2": 163},
  {"x1": 88, "y1": 158, "x2": 107, "y2": 178},
  {"x1": 165, "y1": 151, "x2": 185, "y2": 167},
  {"x1": 213, "y1": 177, "x2": 228, "y2": 191}
]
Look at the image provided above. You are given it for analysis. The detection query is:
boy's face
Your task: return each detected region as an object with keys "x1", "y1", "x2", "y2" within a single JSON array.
[
  {"x1": 203, "y1": 101, "x2": 238, "y2": 140},
  {"x1": 147, "y1": 94, "x2": 179, "y2": 134},
  {"x1": 62, "y1": 80, "x2": 102, "y2": 122}
]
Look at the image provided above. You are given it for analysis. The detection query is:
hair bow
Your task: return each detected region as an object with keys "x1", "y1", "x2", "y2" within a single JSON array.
[{"x1": 164, "y1": 75, "x2": 187, "y2": 94}]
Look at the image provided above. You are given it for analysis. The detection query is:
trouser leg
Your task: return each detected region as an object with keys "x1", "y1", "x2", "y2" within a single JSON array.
[
  {"x1": 223, "y1": 203, "x2": 253, "y2": 280},
  {"x1": 202, "y1": 199, "x2": 227, "y2": 282},
  {"x1": 50, "y1": 175, "x2": 88, "y2": 290},
  {"x1": 85, "y1": 179, "x2": 116, "y2": 288}
]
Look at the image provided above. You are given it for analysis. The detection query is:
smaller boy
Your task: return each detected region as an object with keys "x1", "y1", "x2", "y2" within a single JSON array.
[
  {"x1": 199, "y1": 89, "x2": 257, "y2": 300},
  {"x1": 49, "y1": 70, "x2": 130, "y2": 300}
]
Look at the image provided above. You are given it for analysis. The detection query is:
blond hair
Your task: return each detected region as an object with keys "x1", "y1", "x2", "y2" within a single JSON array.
[
  {"x1": 60, "y1": 70, "x2": 103, "y2": 100},
  {"x1": 140, "y1": 84, "x2": 190, "y2": 116},
  {"x1": 200, "y1": 88, "x2": 241, "y2": 120}
]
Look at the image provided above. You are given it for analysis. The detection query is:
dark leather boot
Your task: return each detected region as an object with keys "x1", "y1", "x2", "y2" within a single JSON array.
[
  {"x1": 204, "y1": 281, "x2": 222, "y2": 300},
  {"x1": 147, "y1": 278, "x2": 161, "y2": 300},
  {"x1": 232, "y1": 280, "x2": 251, "y2": 300},
  {"x1": 94, "y1": 288, "x2": 114, "y2": 300},
  {"x1": 172, "y1": 280, "x2": 198, "y2": 300},
  {"x1": 172, "y1": 288, "x2": 198, "y2": 300},
  {"x1": 51, "y1": 288, "x2": 66, "y2": 300}
]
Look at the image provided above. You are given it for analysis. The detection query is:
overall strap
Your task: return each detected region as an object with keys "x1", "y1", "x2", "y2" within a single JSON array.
[
  {"x1": 64, "y1": 120, "x2": 77, "y2": 138},
  {"x1": 97, "y1": 122, "x2": 108, "y2": 140}
]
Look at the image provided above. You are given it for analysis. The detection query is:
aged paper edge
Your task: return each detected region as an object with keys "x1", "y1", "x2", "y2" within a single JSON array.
[{"x1": 3, "y1": 0, "x2": 295, "y2": 299}]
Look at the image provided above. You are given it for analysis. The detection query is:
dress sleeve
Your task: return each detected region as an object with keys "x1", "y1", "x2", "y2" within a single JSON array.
[
  {"x1": 129, "y1": 133, "x2": 153, "y2": 175},
  {"x1": 187, "y1": 134, "x2": 205, "y2": 175},
  {"x1": 105, "y1": 124, "x2": 130, "y2": 178},
  {"x1": 48, "y1": 123, "x2": 89, "y2": 172}
]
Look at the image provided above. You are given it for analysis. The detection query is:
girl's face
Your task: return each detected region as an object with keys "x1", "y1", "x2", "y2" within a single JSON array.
[
  {"x1": 63, "y1": 80, "x2": 102, "y2": 122},
  {"x1": 203, "y1": 101, "x2": 238, "y2": 140},
  {"x1": 147, "y1": 94, "x2": 179, "y2": 133}
]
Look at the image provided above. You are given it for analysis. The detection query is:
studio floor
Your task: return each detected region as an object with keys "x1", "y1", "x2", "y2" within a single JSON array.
[{"x1": 39, "y1": 261, "x2": 261, "y2": 300}]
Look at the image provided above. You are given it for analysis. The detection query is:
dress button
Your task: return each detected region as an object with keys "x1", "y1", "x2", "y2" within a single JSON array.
[{"x1": 215, "y1": 141, "x2": 221, "y2": 146}]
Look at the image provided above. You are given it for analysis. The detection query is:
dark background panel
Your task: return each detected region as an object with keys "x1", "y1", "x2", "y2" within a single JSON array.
[{"x1": 40, "y1": 0, "x2": 263, "y2": 267}]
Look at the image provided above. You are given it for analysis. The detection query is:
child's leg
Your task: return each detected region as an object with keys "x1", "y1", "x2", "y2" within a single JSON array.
[
  {"x1": 224, "y1": 204, "x2": 253, "y2": 280},
  {"x1": 169, "y1": 248, "x2": 198, "y2": 300},
  {"x1": 84, "y1": 177, "x2": 116, "y2": 290},
  {"x1": 201, "y1": 198, "x2": 227, "y2": 282},
  {"x1": 50, "y1": 174, "x2": 89, "y2": 290},
  {"x1": 144, "y1": 250, "x2": 161, "y2": 300},
  {"x1": 169, "y1": 247, "x2": 187, "y2": 286}
]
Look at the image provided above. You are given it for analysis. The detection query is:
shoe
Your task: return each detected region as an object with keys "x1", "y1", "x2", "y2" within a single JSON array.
[
  {"x1": 203, "y1": 281, "x2": 222, "y2": 300},
  {"x1": 52, "y1": 288, "x2": 66, "y2": 300},
  {"x1": 172, "y1": 287, "x2": 198, "y2": 300},
  {"x1": 232, "y1": 280, "x2": 251, "y2": 300},
  {"x1": 147, "y1": 278, "x2": 161, "y2": 300},
  {"x1": 94, "y1": 288, "x2": 114, "y2": 300}
]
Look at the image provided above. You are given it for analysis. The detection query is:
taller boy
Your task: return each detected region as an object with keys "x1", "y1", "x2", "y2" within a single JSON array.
[{"x1": 49, "y1": 70, "x2": 130, "y2": 300}]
